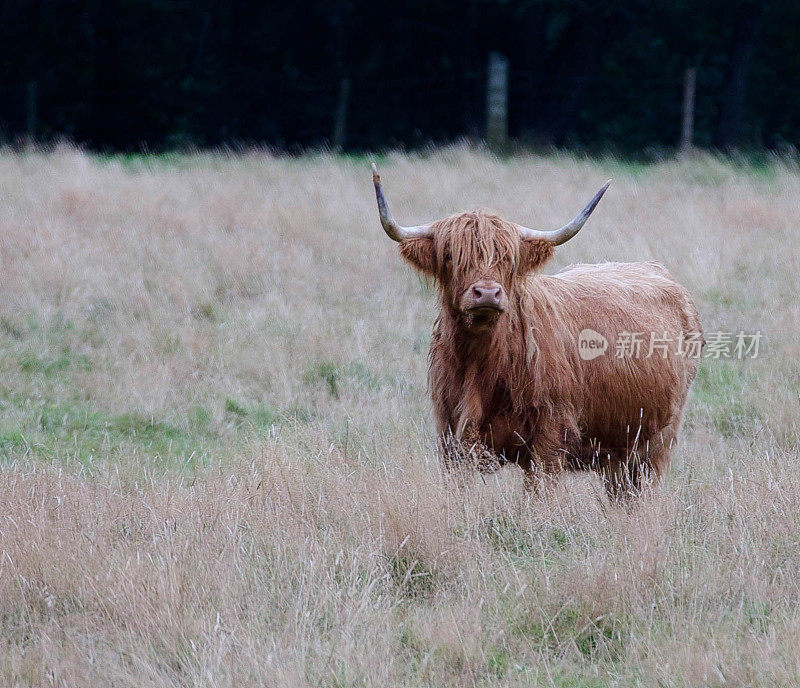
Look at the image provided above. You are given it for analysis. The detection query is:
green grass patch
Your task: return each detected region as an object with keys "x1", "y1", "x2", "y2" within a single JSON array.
[
  {"x1": 192, "y1": 300, "x2": 225, "y2": 322},
  {"x1": 386, "y1": 555, "x2": 436, "y2": 599},
  {"x1": 485, "y1": 517, "x2": 573, "y2": 563},
  {"x1": 188, "y1": 405, "x2": 213, "y2": 433},
  {"x1": 690, "y1": 359, "x2": 758, "y2": 436},
  {"x1": 94, "y1": 151, "x2": 193, "y2": 171},
  {"x1": 222, "y1": 398, "x2": 291, "y2": 432},
  {"x1": 224, "y1": 397, "x2": 248, "y2": 417},
  {"x1": 486, "y1": 646, "x2": 512, "y2": 675},
  {"x1": 703, "y1": 287, "x2": 738, "y2": 308},
  {"x1": 302, "y1": 360, "x2": 381, "y2": 399},
  {"x1": 18, "y1": 348, "x2": 91, "y2": 376},
  {"x1": 250, "y1": 403, "x2": 281, "y2": 430},
  {"x1": 0, "y1": 431, "x2": 29, "y2": 458},
  {"x1": 303, "y1": 361, "x2": 340, "y2": 398},
  {"x1": 0, "y1": 401, "x2": 209, "y2": 468},
  {"x1": 485, "y1": 516, "x2": 536, "y2": 558},
  {"x1": 511, "y1": 601, "x2": 628, "y2": 661},
  {"x1": 0, "y1": 315, "x2": 24, "y2": 339}
]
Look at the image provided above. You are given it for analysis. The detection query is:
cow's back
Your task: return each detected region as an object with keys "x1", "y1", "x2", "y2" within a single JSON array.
[{"x1": 536, "y1": 261, "x2": 702, "y2": 448}]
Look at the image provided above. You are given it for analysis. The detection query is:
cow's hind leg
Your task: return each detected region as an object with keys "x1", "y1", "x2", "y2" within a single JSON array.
[
  {"x1": 594, "y1": 450, "x2": 647, "y2": 502},
  {"x1": 520, "y1": 456, "x2": 561, "y2": 495},
  {"x1": 644, "y1": 412, "x2": 682, "y2": 481},
  {"x1": 592, "y1": 411, "x2": 683, "y2": 502},
  {"x1": 594, "y1": 441, "x2": 672, "y2": 502}
]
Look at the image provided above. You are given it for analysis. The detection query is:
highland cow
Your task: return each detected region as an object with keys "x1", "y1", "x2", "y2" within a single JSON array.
[{"x1": 371, "y1": 164, "x2": 703, "y2": 499}]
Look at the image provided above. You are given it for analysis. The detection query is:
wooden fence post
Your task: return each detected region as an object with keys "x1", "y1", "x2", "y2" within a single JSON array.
[
  {"x1": 333, "y1": 77, "x2": 351, "y2": 152},
  {"x1": 678, "y1": 67, "x2": 696, "y2": 158},
  {"x1": 486, "y1": 52, "x2": 508, "y2": 150}
]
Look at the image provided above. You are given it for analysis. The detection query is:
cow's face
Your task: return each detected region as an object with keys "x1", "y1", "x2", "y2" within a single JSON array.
[
  {"x1": 371, "y1": 164, "x2": 609, "y2": 331},
  {"x1": 399, "y1": 212, "x2": 554, "y2": 330}
]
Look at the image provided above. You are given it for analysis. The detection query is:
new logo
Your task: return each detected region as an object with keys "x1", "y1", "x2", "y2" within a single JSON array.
[{"x1": 577, "y1": 329, "x2": 608, "y2": 360}]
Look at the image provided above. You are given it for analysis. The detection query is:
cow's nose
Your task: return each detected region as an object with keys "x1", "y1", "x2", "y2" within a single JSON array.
[{"x1": 471, "y1": 282, "x2": 504, "y2": 306}]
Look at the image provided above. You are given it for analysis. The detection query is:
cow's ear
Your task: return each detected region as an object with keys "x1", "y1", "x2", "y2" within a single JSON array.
[
  {"x1": 399, "y1": 237, "x2": 437, "y2": 276},
  {"x1": 518, "y1": 238, "x2": 555, "y2": 274}
]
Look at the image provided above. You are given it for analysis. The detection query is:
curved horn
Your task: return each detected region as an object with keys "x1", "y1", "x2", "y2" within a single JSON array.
[
  {"x1": 372, "y1": 163, "x2": 433, "y2": 242},
  {"x1": 518, "y1": 180, "x2": 611, "y2": 245}
]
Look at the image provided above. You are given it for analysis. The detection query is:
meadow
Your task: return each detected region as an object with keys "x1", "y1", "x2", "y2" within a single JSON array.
[{"x1": 0, "y1": 146, "x2": 798, "y2": 687}]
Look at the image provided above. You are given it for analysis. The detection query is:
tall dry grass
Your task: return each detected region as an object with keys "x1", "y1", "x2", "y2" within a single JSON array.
[{"x1": 0, "y1": 146, "x2": 798, "y2": 686}]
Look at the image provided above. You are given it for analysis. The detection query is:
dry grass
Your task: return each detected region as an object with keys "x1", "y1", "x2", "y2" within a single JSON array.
[{"x1": 0, "y1": 145, "x2": 798, "y2": 686}]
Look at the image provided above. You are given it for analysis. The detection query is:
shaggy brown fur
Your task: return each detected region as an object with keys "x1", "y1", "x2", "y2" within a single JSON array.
[{"x1": 399, "y1": 210, "x2": 703, "y2": 499}]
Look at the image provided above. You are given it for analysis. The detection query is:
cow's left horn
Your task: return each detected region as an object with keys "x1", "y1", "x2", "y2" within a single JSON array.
[
  {"x1": 372, "y1": 163, "x2": 433, "y2": 242},
  {"x1": 518, "y1": 180, "x2": 611, "y2": 245}
]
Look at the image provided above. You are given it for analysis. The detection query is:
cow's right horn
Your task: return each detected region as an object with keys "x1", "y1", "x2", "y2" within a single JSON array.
[
  {"x1": 518, "y1": 180, "x2": 611, "y2": 245},
  {"x1": 372, "y1": 163, "x2": 433, "y2": 242}
]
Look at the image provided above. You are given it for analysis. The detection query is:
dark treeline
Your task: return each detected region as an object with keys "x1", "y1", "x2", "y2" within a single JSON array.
[{"x1": 1, "y1": 0, "x2": 798, "y2": 154}]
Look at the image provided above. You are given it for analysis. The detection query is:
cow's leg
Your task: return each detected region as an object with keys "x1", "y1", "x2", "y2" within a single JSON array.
[
  {"x1": 644, "y1": 411, "x2": 683, "y2": 480},
  {"x1": 519, "y1": 423, "x2": 566, "y2": 494},
  {"x1": 617, "y1": 411, "x2": 684, "y2": 500},
  {"x1": 438, "y1": 430, "x2": 458, "y2": 471},
  {"x1": 438, "y1": 430, "x2": 470, "y2": 487},
  {"x1": 588, "y1": 409, "x2": 683, "y2": 502},
  {"x1": 459, "y1": 422, "x2": 503, "y2": 474},
  {"x1": 438, "y1": 424, "x2": 501, "y2": 487},
  {"x1": 598, "y1": 451, "x2": 643, "y2": 502},
  {"x1": 594, "y1": 444, "x2": 666, "y2": 502},
  {"x1": 520, "y1": 457, "x2": 561, "y2": 494}
]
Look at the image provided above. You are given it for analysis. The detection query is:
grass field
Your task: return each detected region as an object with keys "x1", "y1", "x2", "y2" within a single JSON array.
[{"x1": 0, "y1": 145, "x2": 798, "y2": 687}]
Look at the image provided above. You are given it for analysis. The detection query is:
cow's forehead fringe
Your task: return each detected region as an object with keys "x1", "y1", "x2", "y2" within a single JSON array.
[{"x1": 432, "y1": 210, "x2": 519, "y2": 276}]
